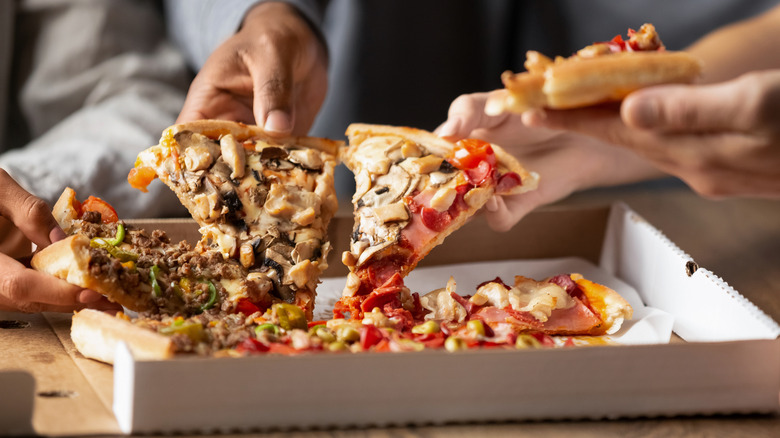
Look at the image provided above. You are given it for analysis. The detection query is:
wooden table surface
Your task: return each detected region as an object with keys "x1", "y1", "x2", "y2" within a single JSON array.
[{"x1": 1, "y1": 183, "x2": 778, "y2": 437}]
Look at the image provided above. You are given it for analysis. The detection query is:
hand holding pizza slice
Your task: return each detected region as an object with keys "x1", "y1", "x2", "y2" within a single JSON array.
[{"x1": 486, "y1": 23, "x2": 702, "y2": 115}]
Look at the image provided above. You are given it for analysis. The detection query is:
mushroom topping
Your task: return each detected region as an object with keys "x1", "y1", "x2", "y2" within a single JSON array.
[
  {"x1": 182, "y1": 169, "x2": 205, "y2": 192},
  {"x1": 429, "y1": 171, "x2": 456, "y2": 187},
  {"x1": 291, "y1": 238, "x2": 321, "y2": 263},
  {"x1": 287, "y1": 148, "x2": 323, "y2": 170},
  {"x1": 360, "y1": 165, "x2": 411, "y2": 208},
  {"x1": 177, "y1": 131, "x2": 220, "y2": 172},
  {"x1": 260, "y1": 146, "x2": 288, "y2": 160},
  {"x1": 356, "y1": 238, "x2": 396, "y2": 267},
  {"x1": 219, "y1": 134, "x2": 246, "y2": 179},
  {"x1": 353, "y1": 169, "x2": 372, "y2": 203}
]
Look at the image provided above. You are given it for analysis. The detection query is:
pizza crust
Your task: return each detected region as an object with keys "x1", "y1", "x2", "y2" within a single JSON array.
[
  {"x1": 71, "y1": 309, "x2": 174, "y2": 364},
  {"x1": 163, "y1": 119, "x2": 343, "y2": 156},
  {"x1": 31, "y1": 235, "x2": 157, "y2": 312},
  {"x1": 487, "y1": 51, "x2": 701, "y2": 115}
]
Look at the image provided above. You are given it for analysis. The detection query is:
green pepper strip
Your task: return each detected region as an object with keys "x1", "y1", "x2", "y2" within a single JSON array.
[
  {"x1": 105, "y1": 223, "x2": 125, "y2": 246},
  {"x1": 149, "y1": 265, "x2": 162, "y2": 297},
  {"x1": 255, "y1": 323, "x2": 280, "y2": 336},
  {"x1": 199, "y1": 280, "x2": 218, "y2": 312},
  {"x1": 90, "y1": 237, "x2": 138, "y2": 262}
]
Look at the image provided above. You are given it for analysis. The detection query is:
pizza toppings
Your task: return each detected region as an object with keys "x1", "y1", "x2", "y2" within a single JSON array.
[
  {"x1": 129, "y1": 121, "x2": 341, "y2": 318},
  {"x1": 338, "y1": 125, "x2": 538, "y2": 319},
  {"x1": 111, "y1": 271, "x2": 628, "y2": 357}
]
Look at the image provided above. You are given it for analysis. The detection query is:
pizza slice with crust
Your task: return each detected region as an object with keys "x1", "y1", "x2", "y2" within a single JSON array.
[
  {"x1": 127, "y1": 120, "x2": 342, "y2": 318},
  {"x1": 32, "y1": 188, "x2": 264, "y2": 316},
  {"x1": 334, "y1": 124, "x2": 539, "y2": 320}
]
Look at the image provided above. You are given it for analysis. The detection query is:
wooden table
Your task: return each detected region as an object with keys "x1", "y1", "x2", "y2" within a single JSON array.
[{"x1": 2, "y1": 183, "x2": 778, "y2": 437}]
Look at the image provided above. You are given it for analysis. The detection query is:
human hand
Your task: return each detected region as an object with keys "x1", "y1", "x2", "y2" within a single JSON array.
[
  {"x1": 0, "y1": 170, "x2": 119, "y2": 313},
  {"x1": 176, "y1": 2, "x2": 328, "y2": 136},
  {"x1": 523, "y1": 71, "x2": 780, "y2": 198},
  {"x1": 436, "y1": 93, "x2": 662, "y2": 231}
]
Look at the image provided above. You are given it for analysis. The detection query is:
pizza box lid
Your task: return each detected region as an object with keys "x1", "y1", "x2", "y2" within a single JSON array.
[{"x1": 106, "y1": 203, "x2": 779, "y2": 434}]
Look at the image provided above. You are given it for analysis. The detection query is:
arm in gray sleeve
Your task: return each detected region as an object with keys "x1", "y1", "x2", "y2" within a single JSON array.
[
  {"x1": 0, "y1": 0, "x2": 191, "y2": 218},
  {"x1": 165, "y1": 0, "x2": 328, "y2": 70}
]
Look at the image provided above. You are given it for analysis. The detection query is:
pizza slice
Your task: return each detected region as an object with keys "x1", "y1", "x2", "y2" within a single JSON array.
[
  {"x1": 32, "y1": 188, "x2": 268, "y2": 316},
  {"x1": 420, "y1": 273, "x2": 633, "y2": 340},
  {"x1": 486, "y1": 23, "x2": 702, "y2": 115},
  {"x1": 127, "y1": 120, "x2": 343, "y2": 318},
  {"x1": 334, "y1": 124, "x2": 539, "y2": 320}
]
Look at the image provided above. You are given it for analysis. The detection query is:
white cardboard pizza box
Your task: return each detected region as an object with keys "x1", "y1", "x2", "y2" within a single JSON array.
[{"x1": 110, "y1": 203, "x2": 780, "y2": 434}]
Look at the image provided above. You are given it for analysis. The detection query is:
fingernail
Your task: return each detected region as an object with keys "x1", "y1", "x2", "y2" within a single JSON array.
[
  {"x1": 78, "y1": 289, "x2": 103, "y2": 304},
  {"x1": 263, "y1": 110, "x2": 293, "y2": 134},
  {"x1": 521, "y1": 109, "x2": 546, "y2": 126},
  {"x1": 437, "y1": 117, "x2": 461, "y2": 139},
  {"x1": 49, "y1": 227, "x2": 67, "y2": 243}
]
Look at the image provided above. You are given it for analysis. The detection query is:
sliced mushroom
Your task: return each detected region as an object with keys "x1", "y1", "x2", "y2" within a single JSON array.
[
  {"x1": 182, "y1": 170, "x2": 205, "y2": 192},
  {"x1": 292, "y1": 238, "x2": 321, "y2": 263},
  {"x1": 356, "y1": 238, "x2": 396, "y2": 267},
  {"x1": 429, "y1": 171, "x2": 456, "y2": 187},
  {"x1": 360, "y1": 165, "x2": 411, "y2": 208},
  {"x1": 287, "y1": 148, "x2": 323, "y2": 170},
  {"x1": 260, "y1": 146, "x2": 288, "y2": 160},
  {"x1": 219, "y1": 134, "x2": 246, "y2": 179},
  {"x1": 383, "y1": 139, "x2": 405, "y2": 162}
]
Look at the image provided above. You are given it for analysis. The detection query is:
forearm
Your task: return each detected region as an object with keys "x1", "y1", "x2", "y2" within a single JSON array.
[{"x1": 687, "y1": 4, "x2": 780, "y2": 84}]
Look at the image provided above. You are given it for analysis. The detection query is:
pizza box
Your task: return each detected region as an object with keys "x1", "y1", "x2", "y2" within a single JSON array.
[
  {"x1": 1, "y1": 203, "x2": 777, "y2": 435},
  {"x1": 104, "y1": 202, "x2": 780, "y2": 434}
]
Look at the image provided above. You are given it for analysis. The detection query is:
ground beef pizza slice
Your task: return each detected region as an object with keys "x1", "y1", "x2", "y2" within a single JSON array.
[
  {"x1": 128, "y1": 120, "x2": 343, "y2": 318},
  {"x1": 32, "y1": 188, "x2": 270, "y2": 316},
  {"x1": 334, "y1": 124, "x2": 539, "y2": 320}
]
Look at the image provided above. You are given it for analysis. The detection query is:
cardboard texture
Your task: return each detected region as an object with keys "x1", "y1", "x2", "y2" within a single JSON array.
[{"x1": 2, "y1": 203, "x2": 778, "y2": 435}]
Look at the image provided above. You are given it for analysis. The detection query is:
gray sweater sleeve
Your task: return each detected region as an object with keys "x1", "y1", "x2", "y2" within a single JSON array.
[{"x1": 165, "y1": 0, "x2": 328, "y2": 70}]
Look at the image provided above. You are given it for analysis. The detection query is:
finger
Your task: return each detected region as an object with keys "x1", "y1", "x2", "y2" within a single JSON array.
[
  {"x1": 243, "y1": 46, "x2": 295, "y2": 136},
  {"x1": 0, "y1": 253, "x2": 85, "y2": 309},
  {"x1": 483, "y1": 192, "x2": 543, "y2": 233},
  {"x1": 176, "y1": 72, "x2": 255, "y2": 125},
  {"x1": 0, "y1": 170, "x2": 61, "y2": 248},
  {"x1": 621, "y1": 76, "x2": 761, "y2": 133},
  {"x1": 436, "y1": 92, "x2": 510, "y2": 140}
]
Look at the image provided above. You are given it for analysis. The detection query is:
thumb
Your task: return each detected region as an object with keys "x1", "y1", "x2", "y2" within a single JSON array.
[
  {"x1": 621, "y1": 78, "x2": 755, "y2": 133},
  {"x1": 0, "y1": 170, "x2": 61, "y2": 248},
  {"x1": 247, "y1": 47, "x2": 295, "y2": 136},
  {"x1": 436, "y1": 92, "x2": 510, "y2": 140}
]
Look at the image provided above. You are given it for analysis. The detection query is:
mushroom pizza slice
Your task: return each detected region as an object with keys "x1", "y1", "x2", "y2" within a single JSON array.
[
  {"x1": 129, "y1": 120, "x2": 343, "y2": 319},
  {"x1": 335, "y1": 124, "x2": 539, "y2": 320}
]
